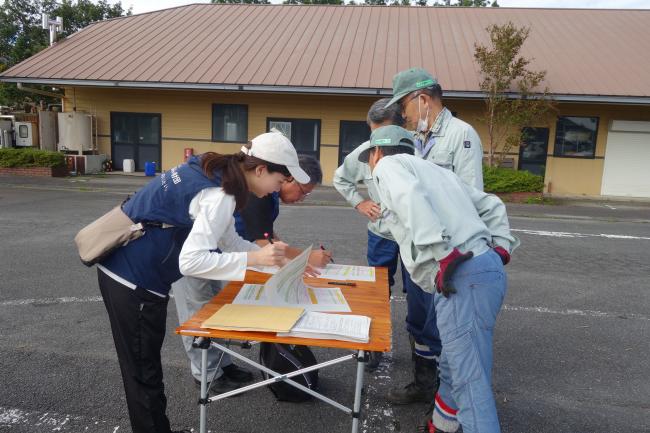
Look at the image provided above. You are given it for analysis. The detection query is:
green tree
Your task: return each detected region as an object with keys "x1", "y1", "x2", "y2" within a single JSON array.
[
  {"x1": 212, "y1": 0, "x2": 271, "y2": 4},
  {"x1": 282, "y1": 0, "x2": 344, "y2": 4},
  {"x1": 0, "y1": 0, "x2": 130, "y2": 107},
  {"x1": 474, "y1": 22, "x2": 555, "y2": 167}
]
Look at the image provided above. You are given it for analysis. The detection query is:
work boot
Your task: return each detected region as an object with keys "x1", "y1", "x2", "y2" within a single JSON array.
[{"x1": 386, "y1": 356, "x2": 439, "y2": 405}]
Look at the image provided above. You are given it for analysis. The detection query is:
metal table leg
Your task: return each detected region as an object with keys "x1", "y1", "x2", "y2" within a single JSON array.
[
  {"x1": 351, "y1": 350, "x2": 366, "y2": 433},
  {"x1": 199, "y1": 339, "x2": 209, "y2": 433}
]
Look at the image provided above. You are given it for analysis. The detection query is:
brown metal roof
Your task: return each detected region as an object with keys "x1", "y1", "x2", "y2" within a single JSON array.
[{"x1": 3, "y1": 5, "x2": 650, "y2": 101}]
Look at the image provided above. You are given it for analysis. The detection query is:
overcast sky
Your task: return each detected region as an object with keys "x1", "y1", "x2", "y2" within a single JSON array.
[{"x1": 118, "y1": 0, "x2": 650, "y2": 15}]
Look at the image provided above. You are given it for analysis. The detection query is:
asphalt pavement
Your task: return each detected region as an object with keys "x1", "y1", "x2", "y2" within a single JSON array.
[{"x1": 0, "y1": 174, "x2": 649, "y2": 433}]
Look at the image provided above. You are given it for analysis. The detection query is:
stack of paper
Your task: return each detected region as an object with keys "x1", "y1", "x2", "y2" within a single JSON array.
[
  {"x1": 235, "y1": 246, "x2": 352, "y2": 313},
  {"x1": 277, "y1": 312, "x2": 372, "y2": 343},
  {"x1": 201, "y1": 304, "x2": 305, "y2": 333},
  {"x1": 316, "y1": 264, "x2": 376, "y2": 282}
]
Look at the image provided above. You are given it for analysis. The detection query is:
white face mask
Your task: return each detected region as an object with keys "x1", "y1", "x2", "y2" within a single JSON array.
[{"x1": 416, "y1": 95, "x2": 430, "y2": 133}]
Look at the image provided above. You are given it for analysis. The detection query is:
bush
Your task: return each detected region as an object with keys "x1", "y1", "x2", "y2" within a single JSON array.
[
  {"x1": 0, "y1": 148, "x2": 66, "y2": 168},
  {"x1": 483, "y1": 166, "x2": 544, "y2": 193}
]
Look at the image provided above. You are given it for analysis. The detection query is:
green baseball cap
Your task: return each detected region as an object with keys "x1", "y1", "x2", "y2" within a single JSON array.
[
  {"x1": 358, "y1": 125, "x2": 415, "y2": 163},
  {"x1": 385, "y1": 67, "x2": 438, "y2": 108}
]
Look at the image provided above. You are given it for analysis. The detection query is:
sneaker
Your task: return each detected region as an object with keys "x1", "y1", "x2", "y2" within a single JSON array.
[{"x1": 222, "y1": 363, "x2": 254, "y2": 383}]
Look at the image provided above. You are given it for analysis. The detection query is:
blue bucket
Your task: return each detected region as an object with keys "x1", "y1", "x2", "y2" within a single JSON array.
[{"x1": 144, "y1": 161, "x2": 156, "y2": 176}]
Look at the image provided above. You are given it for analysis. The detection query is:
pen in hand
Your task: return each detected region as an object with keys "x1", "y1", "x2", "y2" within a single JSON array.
[
  {"x1": 264, "y1": 232, "x2": 273, "y2": 244},
  {"x1": 320, "y1": 244, "x2": 334, "y2": 263}
]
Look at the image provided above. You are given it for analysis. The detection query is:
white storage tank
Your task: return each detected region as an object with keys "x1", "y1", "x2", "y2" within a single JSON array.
[{"x1": 58, "y1": 111, "x2": 92, "y2": 152}]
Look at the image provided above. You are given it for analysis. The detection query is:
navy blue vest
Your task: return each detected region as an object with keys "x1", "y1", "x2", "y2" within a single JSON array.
[{"x1": 100, "y1": 156, "x2": 222, "y2": 295}]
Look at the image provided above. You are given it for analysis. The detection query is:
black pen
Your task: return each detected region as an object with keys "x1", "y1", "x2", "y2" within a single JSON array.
[
  {"x1": 264, "y1": 232, "x2": 273, "y2": 244},
  {"x1": 328, "y1": 282, "x2": 356, "y2": 287}
]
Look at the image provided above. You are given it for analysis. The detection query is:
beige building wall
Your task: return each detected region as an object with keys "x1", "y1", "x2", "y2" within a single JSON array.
[
  {"x1": 64, "y1": 87, "x2": 376, "y2": 184},
  {"x1": 63, "y1": 87, "x2": 650, "y2": 196}
]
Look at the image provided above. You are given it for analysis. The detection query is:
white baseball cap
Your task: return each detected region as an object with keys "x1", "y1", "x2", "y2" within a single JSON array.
[{"x1": 241, "y1": 131, "x2": 310, "y2": 184}]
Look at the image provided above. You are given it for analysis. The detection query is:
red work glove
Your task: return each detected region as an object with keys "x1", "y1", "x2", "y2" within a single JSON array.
[
  {"x1": 435, "y1": 248, "x2": 474, "y2": 298},
  {"x1": 494, "y1": 246, "x2": 510, "y2": 265}
]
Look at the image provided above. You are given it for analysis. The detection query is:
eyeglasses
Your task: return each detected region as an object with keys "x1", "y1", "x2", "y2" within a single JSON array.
[
  {"x1": 400, "y1": 91, "x2": 423, "y2": 114},
  {"x1": 295, "y1": 180, "x2": 311, "y2": 197}
]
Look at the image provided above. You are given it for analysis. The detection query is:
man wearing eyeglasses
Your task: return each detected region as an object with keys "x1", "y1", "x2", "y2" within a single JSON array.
[
  {"x1": 236, "y1": 154, "x2": 331, "y2": 266},
  {"x1": 385, "y1": 68, "x2": 484, "y2": 191},
  {"x1": 381, "y1": 68, "x2": 485, "y2": 407}
]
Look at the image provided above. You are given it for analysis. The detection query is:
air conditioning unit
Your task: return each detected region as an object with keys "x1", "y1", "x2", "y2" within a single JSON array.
[{"x1": 15, "y1": 122, "x2": 39, "y2": 147}]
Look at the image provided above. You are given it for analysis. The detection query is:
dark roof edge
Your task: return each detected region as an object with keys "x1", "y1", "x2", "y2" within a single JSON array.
[{"x1": 3, "y1": 77, "x2": 650, "y2": 105}]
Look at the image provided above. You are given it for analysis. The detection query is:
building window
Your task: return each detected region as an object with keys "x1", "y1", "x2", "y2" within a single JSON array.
[
  {"x1": 267, "y1": 118, "x2": 321, "y2": 159},
  {"x1": 553, "y1": 116, "x2": 599, "y2": 158},
  {"x1": 212, "y1": 104, "x2": 248, "y2": 143},
  {"x1": 339, "y1": 121, "x2": 370, "y2": 165}
]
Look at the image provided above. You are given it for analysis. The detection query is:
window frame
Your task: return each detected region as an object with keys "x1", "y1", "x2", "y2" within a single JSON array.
[
  {"x1": 212, "y1": 103, "x2": 249, "y2": 144},
  {"x1": 338, "y1": 120, "x2": 371, "y2": 165},
  {"x1": 553, "y1": 116, "x2": 599, "y2": 159}
]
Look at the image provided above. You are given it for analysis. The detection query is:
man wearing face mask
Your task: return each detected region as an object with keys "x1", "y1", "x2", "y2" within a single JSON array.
[
  {"x1": 380, "y1": 68, "x2": 485, "y2": 406},
  {"x1": 385, "y1": 68, "x2": 484, "y2": 191}
]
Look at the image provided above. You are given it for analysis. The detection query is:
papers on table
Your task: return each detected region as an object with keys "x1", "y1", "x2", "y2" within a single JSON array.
[
  {"x1": 234, "y1": 246, "x2": 351, "y2": 312},
  {"x1": 277, "y1": 312, "x2": 371, "y2": 343},
  {"x1": 316, "y1": 264, "x2": 376, "y2": 282},
  {"x1": 248, "y1": 261, "x2": 377, "y2": 283},
  {"x1": 233, "y1": 284, "x2": 351, "y2": 313},
  {"x1": 201, "y1": 304, "x2": 304, "y2": 333}
]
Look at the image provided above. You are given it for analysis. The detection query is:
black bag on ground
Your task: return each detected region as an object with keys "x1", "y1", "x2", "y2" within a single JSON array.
[{"x1": 259, "y1": 342, "x2": 319, "y2": 402}]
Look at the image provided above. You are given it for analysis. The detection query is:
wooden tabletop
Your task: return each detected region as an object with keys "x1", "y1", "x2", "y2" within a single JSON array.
[{"x1": 176, "y1": 267, "x2": 392, "y2": 352}]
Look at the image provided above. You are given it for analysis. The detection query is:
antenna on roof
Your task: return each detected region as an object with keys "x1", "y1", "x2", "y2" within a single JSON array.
[{"x1": 42, "y1": 14, "x2": 63, "y2": 46}]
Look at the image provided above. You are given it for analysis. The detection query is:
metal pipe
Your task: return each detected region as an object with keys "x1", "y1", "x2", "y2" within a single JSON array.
[
  {"x1": 200, "y1": 344, "x2": 208, "y2": 433},
  {"x1": 17, "y1": 83, "x2": 63, "y2": 99},
  {"x1": 351, "y1": 350, "x2": 366, "y2": 433},
  {"x1": 208, "y1": 341, "x2": 354, "y2": 413}
]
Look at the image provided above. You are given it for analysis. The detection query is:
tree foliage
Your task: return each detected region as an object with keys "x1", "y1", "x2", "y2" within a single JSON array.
[
  {"x1": 474, "y1": 22, "x2": 555, "y2": 167},
  {"x1": 0, "y1": 0, "x2": 130, "y2": 107}
]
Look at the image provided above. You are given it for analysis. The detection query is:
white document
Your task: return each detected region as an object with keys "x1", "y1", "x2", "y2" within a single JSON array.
[
  {"x1": 277, "y1": 312, "x2": 371, "y2": 343},
  {"x1": 233, "y1": 284, "x2": 351, "y2": 313},
  {"x1": 265, "y1": 245, "x2": 312, "y2": 304},
  {"x1": 316, "y1": 264, "x2": 376, "y2": 282},
  {"x1": 234, "y1": 246, "x2": 351, "y2": 312}
]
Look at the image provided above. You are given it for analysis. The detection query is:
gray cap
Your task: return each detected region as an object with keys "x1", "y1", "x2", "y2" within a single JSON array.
[{"x1": 358, "y1": 125, "x2": 415, "y2": 163}]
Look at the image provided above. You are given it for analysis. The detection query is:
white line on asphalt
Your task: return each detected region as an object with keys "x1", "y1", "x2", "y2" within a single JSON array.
[
  {"x1": 511, "y1": 228, "x2": 650, "y2": 240},
  {"x1": 0, "y1": 406, "x2": 118, "y2": 432},
  {"x1": 392, "y1": 296, "x2": 650, "y2": 321},
  {"x1": 3, "y1": 296, "x2": 648, "y2": 321},
  {"x1": 0, "y1": 296, "x2": 103, "y2": 306},
  {"x1": 501, "y1": 305, "x2": 650, "y2": 321}
]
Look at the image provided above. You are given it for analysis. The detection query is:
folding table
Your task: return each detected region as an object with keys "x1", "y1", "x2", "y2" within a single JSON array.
[{"x1": 176, "y1": 267, "x2": 391, "y2": 433}]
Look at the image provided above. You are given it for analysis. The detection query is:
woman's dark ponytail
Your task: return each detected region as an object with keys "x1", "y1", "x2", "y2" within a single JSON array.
[
  {"x1": 200, "y1": 149, "x2": 291, "y2": 211},
  {"x1": 201, "y1": 152, "x2": 249, "y2": 211}
]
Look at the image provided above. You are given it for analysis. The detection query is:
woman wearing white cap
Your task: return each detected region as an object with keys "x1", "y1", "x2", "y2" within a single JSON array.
[{"x1": 95, "y1": 131, "x2": 309, "y2": 433}]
